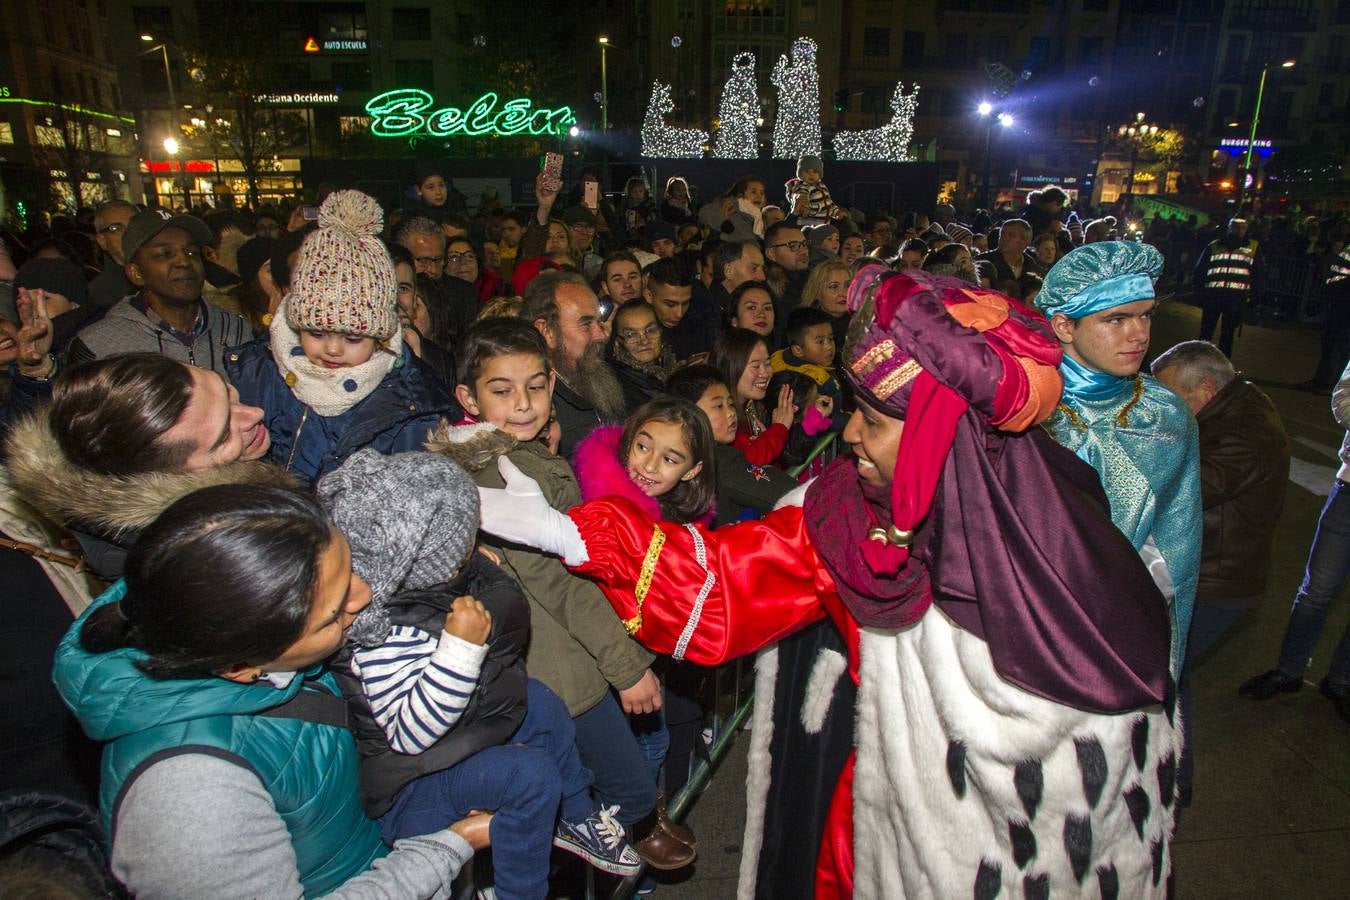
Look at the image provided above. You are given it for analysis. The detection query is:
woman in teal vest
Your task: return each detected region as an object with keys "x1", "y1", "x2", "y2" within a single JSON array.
[{"x1": 53, "y1": 482, "x2": 489, "y2": 898}]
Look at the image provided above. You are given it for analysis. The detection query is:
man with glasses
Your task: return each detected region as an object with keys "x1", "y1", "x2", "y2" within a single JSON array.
[
  {"x1": 394, "y1": 215, "x2": 479, "y2": 350},
  {"x1": 562, "y1": 206, "x2": 604, "y2": 280},
  {"x1": 763, "y1": 222, "x2": 810, "y2": 345},
  {"x1": 89, "y1": 199, "x2": 137, "y2": 307}
]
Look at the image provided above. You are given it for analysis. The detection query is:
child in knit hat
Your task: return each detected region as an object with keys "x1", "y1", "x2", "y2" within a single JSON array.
[
  {"x1": 784, "y1": 154, "x2": 844, "y2": 221},
  {"x1": 225, "y1": 190, "x2": 459, "y2": 485},
  {"x1": 319, "y1": 449, "x2": 644, "y2": 893}
]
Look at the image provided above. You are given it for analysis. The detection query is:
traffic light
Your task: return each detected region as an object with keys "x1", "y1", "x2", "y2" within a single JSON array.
[{"x1": 834, "y1": 88, "x2": 848, "y2": 112}]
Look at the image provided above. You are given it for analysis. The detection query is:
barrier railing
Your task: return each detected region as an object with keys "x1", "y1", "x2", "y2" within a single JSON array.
[{"x1": 604, "y1": 434, "x2": 839, "y2": 898}]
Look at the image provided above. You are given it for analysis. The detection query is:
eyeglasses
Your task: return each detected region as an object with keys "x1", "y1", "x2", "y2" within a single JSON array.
[
  {"x1": 570, "y1": 223, "x2": 595, "y2": 233},
  {"x1": 414, "y1": 256, "x2": 445, "y2": 268},
  {"x1": 769, "y1": 240, "x2": 807, "y2": 251},
  {"x1": 619, "y1": 324, "x2": 662, "y2": 342},
  {"x1": 446, "y1": 252, "x2": 477, "y2": 265}
]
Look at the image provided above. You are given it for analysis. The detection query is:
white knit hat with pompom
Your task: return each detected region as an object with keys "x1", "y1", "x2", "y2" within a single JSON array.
[{"x1": 286, "y1": 190, "x2": 399, "y2": 340}]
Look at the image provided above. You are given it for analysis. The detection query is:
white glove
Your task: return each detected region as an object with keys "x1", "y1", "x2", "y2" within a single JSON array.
[
  {"x1": 477, "y1": 456, "x2": 590, "y2": 565},
  {"x1": 773, "y1": 477, "x2": 816, "y2": 510}
]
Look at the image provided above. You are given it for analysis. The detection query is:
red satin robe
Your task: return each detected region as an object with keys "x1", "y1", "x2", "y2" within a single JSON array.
[{"x1": 568, "y1": 497, "x2": 861, "y2": 899}]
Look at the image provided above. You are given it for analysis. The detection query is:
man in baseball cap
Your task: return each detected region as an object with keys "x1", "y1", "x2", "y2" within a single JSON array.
[{"x1": 66, "y1": 211, "x2": 250, "y2": 375}]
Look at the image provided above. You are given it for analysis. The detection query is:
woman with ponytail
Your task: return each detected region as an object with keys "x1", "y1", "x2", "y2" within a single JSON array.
[{"x1": 54, "y1": 482, "x2": 488, "y2": 898}]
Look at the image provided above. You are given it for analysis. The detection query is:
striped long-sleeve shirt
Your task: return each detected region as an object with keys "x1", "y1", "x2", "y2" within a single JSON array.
[{"x1": 349, "y1": 625, "x2": 489, "y2": 755}]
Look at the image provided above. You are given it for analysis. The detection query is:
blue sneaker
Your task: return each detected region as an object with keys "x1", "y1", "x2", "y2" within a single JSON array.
[{"x1": 553, "y1": 805, "x2": 643, "y2": 876}]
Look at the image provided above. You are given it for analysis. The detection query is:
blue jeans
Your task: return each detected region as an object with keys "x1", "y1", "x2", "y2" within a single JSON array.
[
  {"x1": 1179, "y1": 604, "x2": 1248, "y2": 791},
  {"x1": 572, "y1": 692, "x2": 658, "y2": 828},
  {"x1": 1276, "y1": 480, "x2": 1350, "y2": 691},
  {"x1": 380, "y1": 680, "x2": 594, "y2": 900},
  {"x1": 631, "y1": 708, "x2": 670, "y2": 785}
]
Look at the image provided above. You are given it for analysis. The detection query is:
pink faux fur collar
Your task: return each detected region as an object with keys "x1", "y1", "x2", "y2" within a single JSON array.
[{"x1": 573, "y1": 425, "x2": 713, "y2": 526}]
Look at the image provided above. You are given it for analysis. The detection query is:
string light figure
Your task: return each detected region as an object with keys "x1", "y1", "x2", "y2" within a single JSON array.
[
  {"x1": 641, "y1": 81, "x2": 709, "y2": 158},
  {"x1": 833, "y1": 82, "x2": 920, "y2": 162},
  {"x1": 770, "y1": 36, "x2": 822, "y2": 159},
  {"x1": 713, "y1": 52, "x2": 760, "y2": 159}
]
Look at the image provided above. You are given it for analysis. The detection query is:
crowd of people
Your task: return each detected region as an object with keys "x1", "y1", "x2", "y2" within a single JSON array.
[{"x1": 0, "y1": 157, "x2": 1347, "y2": 899}]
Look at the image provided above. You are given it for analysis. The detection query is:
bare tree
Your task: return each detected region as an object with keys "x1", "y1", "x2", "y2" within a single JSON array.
[
  {"x1": 36, "y1": 105, "x2": 110, "y2": 210},
  {"x1": 181, "y1": 7, "x2": 305, "y2": 206}
]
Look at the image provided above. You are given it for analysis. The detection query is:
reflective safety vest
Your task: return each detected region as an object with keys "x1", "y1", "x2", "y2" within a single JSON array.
[
  {"x1": 1329, "y1": 247, "x2": 1350, "y2": 286},
  {"x1": 1203, "y1": 239, "x2": 1258, "y2": 292}
]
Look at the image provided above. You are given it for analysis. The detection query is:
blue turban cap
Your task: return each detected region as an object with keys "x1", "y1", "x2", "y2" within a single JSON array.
[{"x1": 1034, "y1": 241, "x2": 1163, "y2": 320}]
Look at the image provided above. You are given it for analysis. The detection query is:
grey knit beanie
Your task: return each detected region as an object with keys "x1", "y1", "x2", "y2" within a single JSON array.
[
  {"x1": 316, "y1": 448, "x2": 479, "y2": 646},
  {"x1": 797, "y1": 155, "x2": 824, "y2": 177}
]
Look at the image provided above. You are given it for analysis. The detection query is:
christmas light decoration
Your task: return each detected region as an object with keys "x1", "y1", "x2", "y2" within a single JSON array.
[
  {"x1": 641, "y1": 81, "x2": 708, "y2": 158},
  {"x1": 364, "y1": 89, "x2": 576, "y2": 138},
  {"x1": 713, "y1": 52, "x2": 760, "y2": 159},
  {"x1": 770, "y1": 37, "x2": 822, "y2": 159},
  {"x1": 832, "y1": 82, "x2": 920, "y2": 162}
]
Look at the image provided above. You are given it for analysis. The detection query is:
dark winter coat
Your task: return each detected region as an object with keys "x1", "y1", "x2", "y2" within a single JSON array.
[
  {"x1": 1195, "y1": 377, "x2": 1290, "y2": 606},
  {"x1": 225, "y1": 340, "x2": 459, "y2": 486},
  {"x1": 4, "y1": 407, "x2": 297, "y2": 580},
  {"x1": 329, "y1": 553, "x2": 531, "y2": 817}
]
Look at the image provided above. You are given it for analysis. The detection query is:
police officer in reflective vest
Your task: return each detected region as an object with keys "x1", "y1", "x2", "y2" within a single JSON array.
[
  {"x1": 1300, "y1": 240, "x2": 1350, "y2": 392},
  {"x1": 1193, "y1": 217, "x2": 1262, "y2": 358}
]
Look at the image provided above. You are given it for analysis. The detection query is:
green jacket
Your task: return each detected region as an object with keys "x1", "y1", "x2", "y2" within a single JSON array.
[
  {"x1": 53, "y1": 582, "x2": 386, "y2": 897},
  {"x1": 474, "y1": 440, "x2": 653, "y2": 715}
]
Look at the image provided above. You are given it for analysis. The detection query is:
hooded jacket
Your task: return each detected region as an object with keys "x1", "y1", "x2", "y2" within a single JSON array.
[
  {"x1": 426, "y1": 422, "x2": 653, "y2": 715},
  {"x1": 53, "y1": 583, "x2": 387, "y2": 896},
  {"x1": 4, "y1": 408, "x2": 297, "y2": 580},
  {"x1": 226, "y1": 339, "x2": 460, "y2": 486},
  {"x1": 329, "y1": 553, "x2": 532, "y2": 817},
  {"x1": 66, "y1": 295, "x2": 250, "y2": 376}
]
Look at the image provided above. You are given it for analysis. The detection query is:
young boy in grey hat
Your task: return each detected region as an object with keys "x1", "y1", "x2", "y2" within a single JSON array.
[{"x1": 318, "y1": 448, "x2": 642, "y2": 895}]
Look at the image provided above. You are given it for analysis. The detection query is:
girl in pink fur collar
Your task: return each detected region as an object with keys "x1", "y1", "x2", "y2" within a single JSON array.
[{"x1": 573, "y1": 397, "x2": 717, "y2": 530}]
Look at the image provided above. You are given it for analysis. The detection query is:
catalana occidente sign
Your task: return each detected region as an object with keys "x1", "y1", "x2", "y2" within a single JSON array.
[{"x1": 365, "y1": 89, "x2": 576, "y2": 138}]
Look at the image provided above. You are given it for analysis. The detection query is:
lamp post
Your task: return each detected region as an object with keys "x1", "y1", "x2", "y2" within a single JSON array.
[
  {"x1": 1115, "y1": 111, "x2": 1158, "y2": 198},
  {"x1": 976, "y1": 102, "x2": 1012, "y2": 210},
  {"x1": 598, "y1": 35, "x2": 610, "y2": 132},
  {"x1": 141, "y1": 35, "x2": 184, "y2": 208},
  {"x1": 1236, "y1": 58, "x2": 1295, "y2": 213}
]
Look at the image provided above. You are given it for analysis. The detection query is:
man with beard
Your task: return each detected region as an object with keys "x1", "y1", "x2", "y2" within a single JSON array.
[
  {"x1": 520, "y1": 270, "x2": 626, "y2": 458},
  {"x1": 1192, "y1": 217, "x2": 1262, "y2": 358}
]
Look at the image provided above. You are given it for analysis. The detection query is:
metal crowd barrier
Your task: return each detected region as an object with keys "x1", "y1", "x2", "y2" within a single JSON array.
[{"x1": 604, "y1": 433, "x2": 840, "y2": 898}]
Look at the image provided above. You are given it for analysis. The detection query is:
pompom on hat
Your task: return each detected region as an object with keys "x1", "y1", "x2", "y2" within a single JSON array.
[
  {"x1": 842, "y1": 270, "x2": 1063, "y2": 574},
  {"x1": 285, "y1": 190, "x2": 399, "y2": 341},
  {"x1": 1034, "y1": 240, "x2": 1162, "y2": 321}
]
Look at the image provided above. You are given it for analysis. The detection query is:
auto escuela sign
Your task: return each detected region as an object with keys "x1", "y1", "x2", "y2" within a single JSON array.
[{"x1": 364, "y1": 89, "x2": 577, "y2": 139}]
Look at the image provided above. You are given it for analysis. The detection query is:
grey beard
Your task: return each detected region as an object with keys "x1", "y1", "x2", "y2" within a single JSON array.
[{"x1": 556, "y1": 348, "x2": 627, "y2": 422}]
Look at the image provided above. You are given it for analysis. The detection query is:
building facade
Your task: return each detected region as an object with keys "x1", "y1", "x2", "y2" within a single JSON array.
[{"x1": 0, "y1": 0, "x2": 140, "y2": 219}]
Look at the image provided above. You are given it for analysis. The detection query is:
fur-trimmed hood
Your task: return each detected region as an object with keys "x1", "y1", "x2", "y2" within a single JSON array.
[
  {"x1": 422, "y1": 417, "x2": 520, "y2": 472},
  {"x1": 3, "y1": 407, "x2": 297, "y2": 539},
  {"x1": 572, "y1": 425, "x2": 714, "y2": 527}
]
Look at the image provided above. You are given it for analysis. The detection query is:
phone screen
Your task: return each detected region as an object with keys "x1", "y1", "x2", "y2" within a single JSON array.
[{"x1": 302, "y1": 205, "x2": 319, "y2": 221}]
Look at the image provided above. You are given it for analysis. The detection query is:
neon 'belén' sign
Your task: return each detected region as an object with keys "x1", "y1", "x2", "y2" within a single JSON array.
[{"x1": 365, "y1": 89, "x2": 576, "y2": 138}]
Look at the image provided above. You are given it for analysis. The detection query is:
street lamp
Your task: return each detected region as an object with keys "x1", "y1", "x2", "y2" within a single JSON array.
[
  {"x1": 1236, "y1": 59, "x2": 1296, "y2": 212},
  {"x1": 1115, "y1": 111, "x2": 1159, "y2": 196},
  {"x1": 140, "y1": 36, "x2": 184, "y2": 207},
  {"x1": 976, "y1": 102, "x2": 1014, "y2": 210},
  {"x1": 598, "y1": 36, "x2": 610, "y2": 131}
]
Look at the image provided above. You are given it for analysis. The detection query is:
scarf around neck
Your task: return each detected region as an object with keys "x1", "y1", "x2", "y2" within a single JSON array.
[{"x1": 269, "y1": 298, "x2": 401, "y2": 417}]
